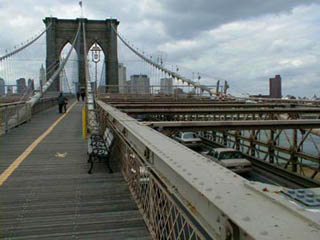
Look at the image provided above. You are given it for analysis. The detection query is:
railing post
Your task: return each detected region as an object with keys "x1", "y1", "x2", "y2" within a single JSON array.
[
  {"x1": 250, "y1": 130, "x2": 256, "y2": 157},
  {"x1": 269, "y1": 129, "x2": 275, "y2": 164},
  {"x1": 292, "y1": 129, "x2": 298, "y2": 172},
  {"x1": 82, "y1": 108, "x2": 87, "y2": 140}
]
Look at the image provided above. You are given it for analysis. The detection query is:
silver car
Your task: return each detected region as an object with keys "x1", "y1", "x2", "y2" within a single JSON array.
[
  {"x1": 205, "y1": 148, "x2": 252, "y2": 173},
  {"x1": 173, "y1": 132, "x2": 202, "y2": 148}
]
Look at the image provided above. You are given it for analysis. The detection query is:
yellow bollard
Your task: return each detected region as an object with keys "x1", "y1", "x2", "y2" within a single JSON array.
[{"x1": 82, "y1": 108, "x2": 87, "y2": 140}]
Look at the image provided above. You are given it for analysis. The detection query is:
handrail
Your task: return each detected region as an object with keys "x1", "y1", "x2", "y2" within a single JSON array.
[{"x1": 96, "y1": 99, "x2": 320, "y2": 240}]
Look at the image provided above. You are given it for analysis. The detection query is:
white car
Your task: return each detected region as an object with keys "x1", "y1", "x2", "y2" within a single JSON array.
[
  {"x1": 204, "y1": 148, "x2": 252, "y2": 174},
  {"x1": 173, "y1": 132, "x2": 202, "y2": 148}
]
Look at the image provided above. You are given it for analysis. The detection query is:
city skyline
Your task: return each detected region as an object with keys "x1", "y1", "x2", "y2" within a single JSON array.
[{"x1": 0, "y1": 1, "x2": 319, "y2": 97}]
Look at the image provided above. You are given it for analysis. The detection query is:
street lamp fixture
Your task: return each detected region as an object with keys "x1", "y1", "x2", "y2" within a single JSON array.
[{"x1": 90, "y1": 43, "x2": 101, "y2": 92}]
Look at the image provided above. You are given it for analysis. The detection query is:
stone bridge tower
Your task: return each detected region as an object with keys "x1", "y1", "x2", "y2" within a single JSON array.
[{"x1": 43, "y1": 17, "x2": 119, "y2": 92}]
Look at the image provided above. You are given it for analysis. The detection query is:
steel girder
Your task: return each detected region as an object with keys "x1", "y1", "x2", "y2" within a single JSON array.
[{"x1": 96, "y1": 100, "x2": 320, "y2": 240}]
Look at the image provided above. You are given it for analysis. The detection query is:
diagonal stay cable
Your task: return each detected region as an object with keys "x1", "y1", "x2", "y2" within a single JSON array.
[
  {"x1": 0, "y1": 23, "x2": 52, "y2": 62},
  {"x1": 111, "y1": 25, "x2": 212, "y2": 96},
  {"x1": 27, "y1": 23, "x2": 81, "y2": 107}
]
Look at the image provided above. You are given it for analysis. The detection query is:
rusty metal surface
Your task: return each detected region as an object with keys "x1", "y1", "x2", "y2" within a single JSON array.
[
  {"x1": 122, "y1": 108, "x2": 320, "y2": 114},
  {"x1": 143, "y1": 120, "x2": 320, "y2": 130},
  {"x1": 111, "y1": 103, "x2": 291, "y2": 109}
]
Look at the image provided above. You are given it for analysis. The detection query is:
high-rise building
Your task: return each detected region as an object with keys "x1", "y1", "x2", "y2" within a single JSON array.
[
  {"x1": 269, "y1": 75, "x2": 282, "y2": 98},
  {"x1": 128, "y1": 74, "x2": 150, "y2": 94},
  {"x1": 0, "y1": 78, "x2": 5, "y2": 95},
  {"x1": 160, "y1": 78, "x2": 173, "y2": 95},
  {"x1": 74, "y1": 82, "x2": 79, "y2": 93},
  {"x1": 118, "y1": 63, "x2": 127, "y2": 93},
  {"x1": 16, "y1": 78, "x2": 26, "y2": 95},
  {"x1": 39, "y1": 64, "x2": 46, "y2": 90},
  {"x1": 28, "y1": 79, "x2": 35, "y2": 94},
  {"x1": 7, "y1": 86, "x2": 13, "y2": 95}
]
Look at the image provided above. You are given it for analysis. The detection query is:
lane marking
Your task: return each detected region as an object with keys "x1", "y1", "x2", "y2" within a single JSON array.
[{"x1": 0, "y1": 101, "x2": 78, "y2": 187}]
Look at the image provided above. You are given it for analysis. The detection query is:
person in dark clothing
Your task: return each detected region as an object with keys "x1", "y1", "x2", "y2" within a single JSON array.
[
  {"x1": 80, "y1": 88, "x2": 86, "y2": 102},
  {"x1": 76, "y1": 92, "x2": 80, "y2": 101},
  {"x1": 58, "y1": 92, "x2": 68, "y2": 113}
]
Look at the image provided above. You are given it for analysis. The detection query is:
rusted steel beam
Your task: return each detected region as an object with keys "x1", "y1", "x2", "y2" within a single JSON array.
[
  {"x1": 122, "y1": 108, "x2": 320, "y2": 114},
  {"x1": 111, "y1": 103, "x2": 292, "y2": 109},
  {"x1": 209, "y1": 130, "x2": 319, "y2": 164},
  {"x1": 142, "y1": 120, "x2": 320, "y2": 130},
  {"x1": 95, "y1": 100, "x2": 320, "y2": 240}
]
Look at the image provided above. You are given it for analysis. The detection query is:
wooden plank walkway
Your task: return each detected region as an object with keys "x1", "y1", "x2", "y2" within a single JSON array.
[{"x1": 0, "y1": 102, "x2": 151, "y2": 239}]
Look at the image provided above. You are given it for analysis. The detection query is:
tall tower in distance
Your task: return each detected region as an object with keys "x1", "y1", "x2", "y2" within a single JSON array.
[
  {"x1": 118, "y1": 63, "x2": 127, "y2": 93},
  {"x1": 39, "y1": 64, "x2": 46, "y2": 91},
  {"x1": 160, "y1": 78, "x2": 173, "y2": 95},
  {"x1": 0, "y1": 78, "x2": 5, "y2": 95},
  {"x1": 16, "y1": 78, "x2": 27, "y2": 95},
  {"x1": 269, "y1": 75, "x2": 282, "y2": 98}
]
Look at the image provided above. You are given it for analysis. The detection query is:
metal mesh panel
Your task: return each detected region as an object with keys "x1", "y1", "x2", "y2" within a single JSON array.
[{"x1": 118, "y1": 144, "x2": 205, "y2": 240}]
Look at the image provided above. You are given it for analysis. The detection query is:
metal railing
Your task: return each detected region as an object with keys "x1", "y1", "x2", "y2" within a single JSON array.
[
  {"x1": 0, "y1": 102, "x2": 31, "y2": 135},
  {"x1": 96, "y1": 99, "x2": 320, "y2": 240},
  {"x1": 120, "y1": 146, "x2": 207, "y2": 239},
  {"x1": 0, "y1": 95, "x2": 73, "y2": 135}
]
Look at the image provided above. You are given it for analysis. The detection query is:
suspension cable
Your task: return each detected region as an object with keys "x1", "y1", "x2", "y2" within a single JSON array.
[
  {"x1": 111, "y1": 26, "x2": 212, "y2": 96},
  {"x1": 82, "y1": 20, "x2": 99, "y2": 134},
  {"x1": 0, "y1": 23, "x2": 52, "y2": 62},
  {"x1": 27, "y1": 23, "x2": 81, "y2": 106}
]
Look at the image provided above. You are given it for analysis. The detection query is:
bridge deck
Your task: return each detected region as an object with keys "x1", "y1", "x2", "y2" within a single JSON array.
[{"x1": 0, "y1": 102, "x2": 151, "y2": 239}]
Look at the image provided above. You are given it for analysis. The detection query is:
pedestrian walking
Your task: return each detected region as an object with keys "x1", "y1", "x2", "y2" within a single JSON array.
[
  {"x1": 80, "y1": 88, "x2": 86, "y2": 102},
  {"x1": 57, "y1": 92, "x2": 68, "y2": 114},
  {"x1": 76, "y1": 91, "x2": 80, "y2": 101}
]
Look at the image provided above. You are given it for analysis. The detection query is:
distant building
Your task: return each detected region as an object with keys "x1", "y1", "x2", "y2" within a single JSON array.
[
  {"x1": 249, "y1": 94, "x2": 270, "y2": 98},
  {"x1": 128, "y1": 74, "x2": 150, "y2": 94},
  {"x1": 269, "y1": 75, "x2": 282, "y2": 98},
  {"x1": 250, "y1": 74, "x2": 282, "y2": 99},
  {"x1": 74, "y1": 82, "x2": 79, "y2": 93},
  {"x1": 39, "y1": 64, "x2": 46, "y2": 90},
  {"x1": 160, "y1": 78, "x2": 173, "y2": 95},
  {"x1": 0, "y1": 78, "x2": 5, "y2": 95},
  {"x1": 118, "y1": 63, "x2": 127, "y2": 93},
  {"x1": 28, "y1": 79, "x2": 35, "y2": 94},
  {"x1": 174, "y1": 88, "x2": 185, "y2": 95},
  {"x1": 16, "y1": 78, "x2": 26, "y2": 95},
  {"x1": 7, "y1": 86, "x2": 13, "y2": 95},
  {"x1": 90, "y1": 82, "x2": 97, "y2": 92}
]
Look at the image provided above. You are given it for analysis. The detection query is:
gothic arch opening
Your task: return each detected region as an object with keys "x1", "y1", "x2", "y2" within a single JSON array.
[
  {"x1": 87, "y1": 42, "x2": 106, "y2": 92},
  {"x1": 60, "y1": 42, "x2": 79, "y2": 93},
  {"x1": 44, "y1": 17, "x2": 119, "y2": 92}
]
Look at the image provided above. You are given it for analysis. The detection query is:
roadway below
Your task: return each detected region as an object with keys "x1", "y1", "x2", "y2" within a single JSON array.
[{"x1": 188, "y1": 144, "x2": 314, "y2": 189}]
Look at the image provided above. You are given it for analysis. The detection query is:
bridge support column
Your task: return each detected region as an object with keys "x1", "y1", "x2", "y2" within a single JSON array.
[
  {"x1": 43, "y1": 17, "x2": 120, "y2": 93},
  {"x1": 44, "y1": 18, "x2": 60, "y2": 91}
]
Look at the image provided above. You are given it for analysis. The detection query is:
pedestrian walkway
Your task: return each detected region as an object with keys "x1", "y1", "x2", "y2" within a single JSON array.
[{"x1": 0, "y1": 102, "x2": 151, "y2": 239}]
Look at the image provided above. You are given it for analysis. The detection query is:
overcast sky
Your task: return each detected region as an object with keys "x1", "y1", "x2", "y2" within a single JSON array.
[{"x1": 0, "y1": 0, "x2": 319, "y2": 97}]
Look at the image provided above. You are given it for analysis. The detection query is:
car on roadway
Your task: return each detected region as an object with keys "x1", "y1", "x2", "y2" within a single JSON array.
[
  {"x1": 173, "y1": 132, "x2": 202, "y2": 148},
  {"x1": 204, "y1": 147, "x2": 252, "y2": 174}
]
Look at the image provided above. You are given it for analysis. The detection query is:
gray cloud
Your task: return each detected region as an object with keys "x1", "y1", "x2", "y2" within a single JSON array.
[
  {"x1": 154, "y1": 0, "x2": 317, "y2": 39},
  {"x1": 0, "y1": 0, "x2": 319, "y2": 96}
]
